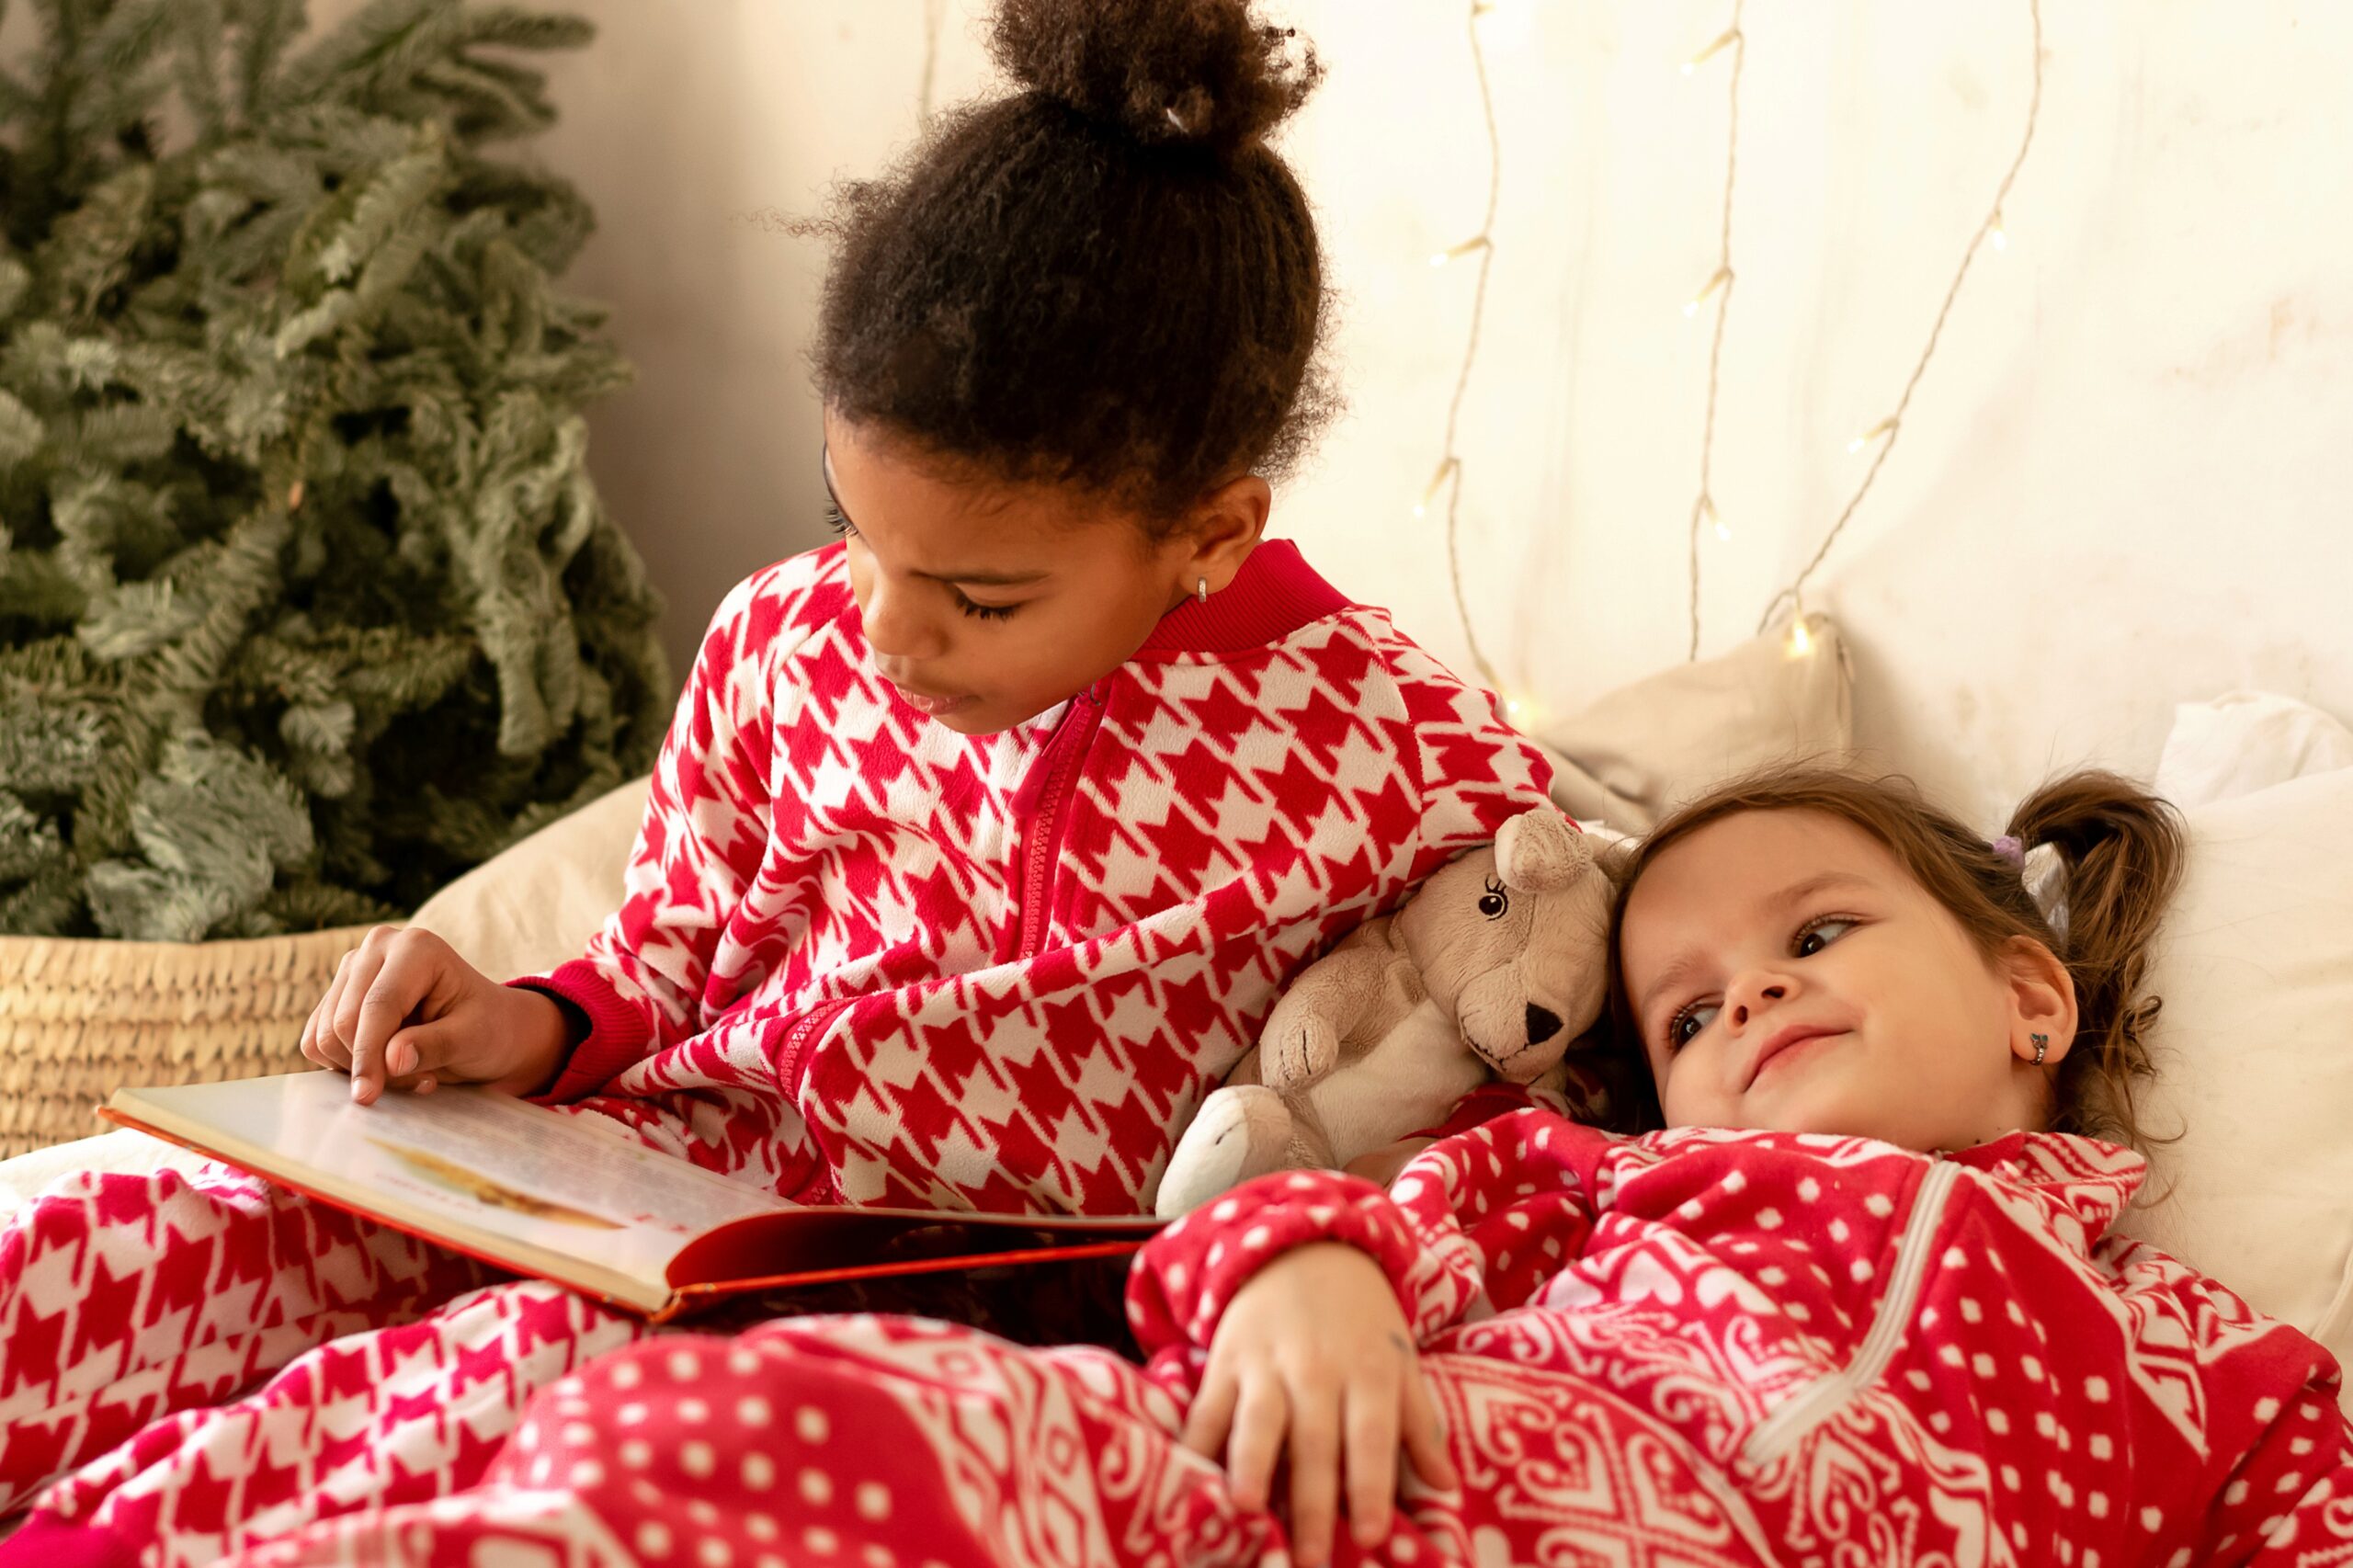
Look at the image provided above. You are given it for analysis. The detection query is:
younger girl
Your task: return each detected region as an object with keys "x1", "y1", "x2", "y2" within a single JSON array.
[
  {"x1": 0, "y1": 0, "x2": 1559, "y2": 1551},
  {"x1": 232, "y1": 764, "x2": 2353, "y2": 1566}
]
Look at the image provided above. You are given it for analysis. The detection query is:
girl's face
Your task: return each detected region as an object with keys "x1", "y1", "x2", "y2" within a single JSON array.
[
  {"x1": 821, "y1": 412, "x2": 1266, "y2": 735},
  {"x1": 1618, "y1": 809, "x2": 2075, "y2": 1152}
]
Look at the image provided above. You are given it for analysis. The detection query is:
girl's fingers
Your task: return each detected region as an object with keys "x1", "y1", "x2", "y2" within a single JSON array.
[
  {"x1": 1342, "y1": 1368, "x2": 1403, "y2": 1547},
  {"x1": 1179, "y1": 1367, "x2": 1239, "y2": 1460},
  {"x1": 1224, "y1": 1373, "x2": 1289, "y2": 1513},
  {"x1": 311, "y1": 960, "x2": 357, "y2": 1072},
  {"x1": 1401, "y1": 1361, "x2": 1461, "y2": 1492},
  {"x1": 1285, "y1": 1378, "x2": 1343, "y2": 1568},
  {"x1": 349, "y1": 944, "x2": 430, "y2": 1104},
  {"x1": 331, "y1": 948, "x2": 386, "y2": 1069}
]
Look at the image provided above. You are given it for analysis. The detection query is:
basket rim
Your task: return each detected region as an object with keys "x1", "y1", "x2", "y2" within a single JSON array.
[{"x1": 0, "y1": 923, "x2": 391, "y2": 985}]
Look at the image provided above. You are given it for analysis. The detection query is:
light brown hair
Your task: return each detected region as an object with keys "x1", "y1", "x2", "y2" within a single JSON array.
[{"x1": 1602, "y1": 767, "x2": 2187, "y2": 1149}]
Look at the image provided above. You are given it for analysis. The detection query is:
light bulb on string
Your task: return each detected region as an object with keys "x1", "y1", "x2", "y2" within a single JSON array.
[
  {"x1": 1846, "y1": 416, "x2": 1899, "y2": 455},
  {"x1": 1786, "y1": 613, "x2": 1815, "y2": 660},
  {"x1": 1989, "y1": 209, "x2": 2008, "y2": 252},
  {"x1": 1683, "y1": 266, "x2": 1731, "y2": 318},
  {"x1": 1704, "y1": 496, "x2": 1730, "y2": 542},
  {"x1": 1430, "y1": 235, "x2": 1492, "y2": 268},
  {"x1": 1681, "y1": 27, "x2": 1740, "y2": 74},
  {"x1": 1411, "y1": 457, "x2": 1460, "y2": 519}
]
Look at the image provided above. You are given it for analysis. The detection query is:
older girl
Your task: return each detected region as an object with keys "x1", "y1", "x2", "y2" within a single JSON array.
[{"x1": 0, "y1": 0, "x2": 1558, "y2": 1553}]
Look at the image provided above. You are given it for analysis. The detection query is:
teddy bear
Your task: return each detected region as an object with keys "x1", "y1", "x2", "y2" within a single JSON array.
[{"x1": 1153, "y1": 807, "x2": 1615, "y2": 1219}]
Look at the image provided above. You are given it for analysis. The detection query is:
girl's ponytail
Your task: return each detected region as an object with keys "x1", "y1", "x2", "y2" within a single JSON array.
[{"x1": 2004, "y1": 772, "x2": 2188, "y2": 1146}]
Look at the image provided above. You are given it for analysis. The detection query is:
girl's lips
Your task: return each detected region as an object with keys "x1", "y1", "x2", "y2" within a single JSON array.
[
  {"x1": 889, "y1": 683, "x2": 974, "y2": 718},
  {"x1": 1746, "y1": 1026, "x2": 1846, "y2": 1088}
]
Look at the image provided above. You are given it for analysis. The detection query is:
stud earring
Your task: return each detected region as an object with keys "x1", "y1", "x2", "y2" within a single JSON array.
[
  {"x1": 2030, "y1": 1032, "x2": 2050, "y2": 1065},
  {"x1": 1197, "y1": 576, "x2": 1210, "y2": 605}
]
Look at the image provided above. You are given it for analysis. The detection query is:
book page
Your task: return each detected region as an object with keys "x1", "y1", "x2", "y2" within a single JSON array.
[{"x1": 112, "y1": 1074, "x2": 791, "y2": 1290}]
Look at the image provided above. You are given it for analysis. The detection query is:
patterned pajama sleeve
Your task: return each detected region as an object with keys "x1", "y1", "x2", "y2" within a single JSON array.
[
  {"x1": 505, "y1": 573, "x2": 802, "y2": 1102},
  {"x1": 2189, "y1": 1376, "x2": 2353, "y2": 1566}
]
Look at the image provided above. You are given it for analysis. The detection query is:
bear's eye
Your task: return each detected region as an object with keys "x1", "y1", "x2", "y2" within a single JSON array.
[{"x1": 1478, "y1": 875, "x2": 1509, "y2": 920}]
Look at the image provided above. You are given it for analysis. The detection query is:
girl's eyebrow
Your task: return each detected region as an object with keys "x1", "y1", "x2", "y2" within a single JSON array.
[
  {"x1": 1638, "y1": 952, "x2": 1709, "y2": 1025},
  {"x1": 819, "y1": 447, "x2": 1050, "y2": 588},
  {"x1": 1769, "y1": 870, "x2": 1875, "y2": 912},
  {"x1": 1634, "y1": 869, "x2": 1878, "y2": 1020}
]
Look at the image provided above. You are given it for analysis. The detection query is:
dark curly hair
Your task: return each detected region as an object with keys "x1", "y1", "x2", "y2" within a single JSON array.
[{"x1": 801, "y1": 0, "x2": 1336, "y2": 528}]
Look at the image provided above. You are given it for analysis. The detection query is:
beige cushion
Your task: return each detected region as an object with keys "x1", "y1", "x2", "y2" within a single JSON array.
[
  {"x1": 1532, "y1": 613, "x2": 1854, "y2": 831},
  {"x1": 2113, "y1": 764, "x2": 2353, "y2": 1394},
  {"x1": 402, "y1": 774, "x2": 651, "y2": 982}
]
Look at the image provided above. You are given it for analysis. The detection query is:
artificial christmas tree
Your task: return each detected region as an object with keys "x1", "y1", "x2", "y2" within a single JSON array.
[{"x1": 0, "y1": 0, "x2": 669, "y2": 945}]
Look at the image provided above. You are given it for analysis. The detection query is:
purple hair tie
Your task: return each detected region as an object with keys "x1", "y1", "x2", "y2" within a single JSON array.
[{"x1": 1989, "y1": 835, "x2": 2026, "y2": 869}]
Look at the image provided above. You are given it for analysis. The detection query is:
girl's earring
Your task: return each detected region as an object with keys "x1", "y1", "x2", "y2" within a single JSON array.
[
  {"x1": 2030, "y1": 1032, "x2": 2050, "y2": 1066},
  {"x1": 1197, "y1": 576, "x2": 1210, "y2": 606}
]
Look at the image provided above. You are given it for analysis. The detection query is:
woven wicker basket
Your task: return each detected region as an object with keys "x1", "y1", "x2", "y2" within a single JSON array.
[{"x1": 0, "y1": 924, "x2": 378, "y2": 1160}]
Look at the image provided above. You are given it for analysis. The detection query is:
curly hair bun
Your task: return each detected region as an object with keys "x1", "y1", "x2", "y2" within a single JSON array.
[{"x1": 990, "y1": 0, "x2": 1321, "y2": 157}]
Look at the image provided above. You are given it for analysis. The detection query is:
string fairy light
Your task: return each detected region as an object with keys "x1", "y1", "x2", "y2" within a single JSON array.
[
  {"x1": 918, "y1": 0, "x2": 949, "y2": 123},
  {"x1": 1748, "y1": 0, "x2": 2048, "y2": 652},
  {"x1": 1425, "y1": 0, "x2": 1510, "y2": 699},
  {"x1": 1679, "y1": 1, "x2": 1745, "y2": 663}
]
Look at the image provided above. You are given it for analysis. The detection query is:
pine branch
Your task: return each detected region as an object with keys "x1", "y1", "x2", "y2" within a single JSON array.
[{"x1": 3, "y1": 0, "x2": 663, "y2": 936}]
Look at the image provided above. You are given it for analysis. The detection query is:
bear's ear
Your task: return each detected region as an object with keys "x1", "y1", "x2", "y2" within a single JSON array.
[{"x1": 1495, "y1": 809, "x2": 1595, "y2": 892}]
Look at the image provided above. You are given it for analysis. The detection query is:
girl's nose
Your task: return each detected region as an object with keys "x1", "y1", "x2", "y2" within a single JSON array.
[
  {"x1": 858, "y1": 574, "x2": 949, "y2": 663},
  {"x1": 1726, "y1": 977, "x2": 1790, "y2": 1031}
]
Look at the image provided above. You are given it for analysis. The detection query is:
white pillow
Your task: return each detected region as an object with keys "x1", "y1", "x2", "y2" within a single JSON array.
[
  {"x1": 2154, "y1": 690, "x2": 2353, "y2": 809},
  {"x1": 2116, "y1": 764, "x2": 2353, "y2": 1395}
]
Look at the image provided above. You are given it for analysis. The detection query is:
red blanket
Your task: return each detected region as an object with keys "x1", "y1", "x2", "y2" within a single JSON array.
[{"x1": 11, "y1": 1111, "x2": 2347, "y2": 1564}]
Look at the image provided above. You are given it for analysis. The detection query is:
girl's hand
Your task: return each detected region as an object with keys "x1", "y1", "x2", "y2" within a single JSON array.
[
  {"x1": 1178, "y1": 1242, "x2": 1459, "y2": 1566},
  {"x1": 300, "y1": 926, "x2": 574, "y2": 1104}
]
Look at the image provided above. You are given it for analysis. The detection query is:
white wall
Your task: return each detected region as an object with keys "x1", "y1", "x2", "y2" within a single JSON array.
[{"x1": 250, "y1": 2, "x2": 2353, "y2": 823}]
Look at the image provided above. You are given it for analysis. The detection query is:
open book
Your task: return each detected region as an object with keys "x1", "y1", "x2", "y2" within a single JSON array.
[{"x1": 101, "y1": 1074, "x2": 1162, "y2": 1322}]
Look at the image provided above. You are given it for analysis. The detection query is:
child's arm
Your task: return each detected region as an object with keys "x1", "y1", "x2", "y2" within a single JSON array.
[
  {"x1": 2187, "y1": 1376, "x2": 2353, "y2": 1565},
  {"x1": 503, "y1": 565, "x2": 823, "y2": 1103}
]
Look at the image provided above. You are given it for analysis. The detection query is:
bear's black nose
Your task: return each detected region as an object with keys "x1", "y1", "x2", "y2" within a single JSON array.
[{"x1": 1526, "y1": 1005, "x2": 1563, "y2": 1044}]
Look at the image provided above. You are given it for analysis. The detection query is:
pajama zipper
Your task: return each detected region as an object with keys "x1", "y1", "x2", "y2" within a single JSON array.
[
  {"x1": 1739, "y1": 1158, "x2": 1961, "y2": 1469},
  {"x1": 1011, "y1": 686, "x2": 1106, "y2": 960}
]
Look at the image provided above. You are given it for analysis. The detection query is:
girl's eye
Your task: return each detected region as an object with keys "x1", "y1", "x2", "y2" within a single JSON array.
[
  {"x1": 955, "y1": 594, "x2": 1020, "y2": 622},
  {"x1": 1794, "y1": 916, "x2": 1859, "y2": 958},
  {"x1": 1477, "y1": 874, "x2": 1509, "y2": 920},
  {"x1": 823, "y1": 503, "x2": 855, "y2": 539},
  {"x1": 1666, "y1": 1001, "x2": 1719, "y2": 1051}
]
